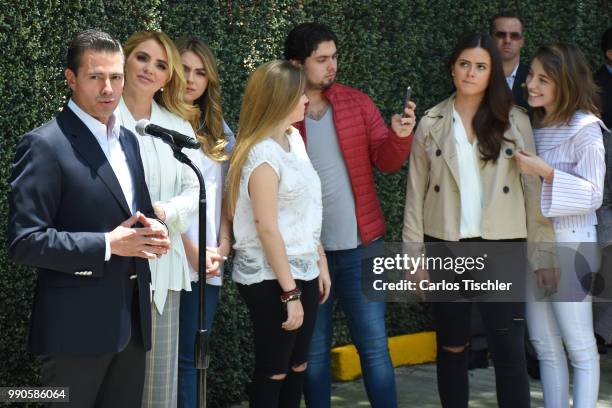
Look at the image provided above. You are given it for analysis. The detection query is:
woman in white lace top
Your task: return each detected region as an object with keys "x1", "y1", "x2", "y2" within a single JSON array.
[{"x1": 225, "y1": 60, "x2": 331, "y2": 407}]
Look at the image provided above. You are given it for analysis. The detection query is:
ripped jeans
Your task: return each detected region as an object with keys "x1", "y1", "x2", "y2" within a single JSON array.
[
  {"x1": 237, "y1": 278, "x2": 320, "y2": 408},
  {"x1": 424, "y1": 235, "x2": 530, "y2": 407},
  {"x1": 432, "y1": 301, "x2": 530, "y2": 408}
]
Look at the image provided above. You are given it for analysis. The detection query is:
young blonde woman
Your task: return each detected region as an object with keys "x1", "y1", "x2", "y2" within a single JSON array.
[
  {"x1": 175, "y1": 37, "x2": 235, "y2": 408},
  {"x1": 402, "y1": 33, "x2": 555, "y2": 408},
  {"x1": 227, "y1": 60, "x2": 331, "y2": 407},
  {"x1": 115, "y1": 31, "x2": 199, "y2": 407},
  {"x1": 515, "y1": 43, "x2": 607, "y2": 408}
]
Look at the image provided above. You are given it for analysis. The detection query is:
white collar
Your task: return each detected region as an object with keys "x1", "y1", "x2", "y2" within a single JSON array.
[
  {"x1": 507, "y1": 63, "x2": 519, "y2": 79},
  {"x1": 68, "y1": 99, "x2": 120, "y2": 140},
  {"x1": 535, "y1": 111, "x2": 607, "y2": 152},
  {"x1": 118, "y1": 97, "x2": 163, "y2": 123}
]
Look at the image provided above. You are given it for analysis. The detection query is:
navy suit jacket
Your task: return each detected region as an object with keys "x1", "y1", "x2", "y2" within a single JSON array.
[
  {"x1": 512, "y1": 62, "x2": 530, "y2": 112},
  {"x1": 595, "y1": 65, "x2": 612, "y2": 129},
  {"x1": 8, "y1": 105, "x2": 156, "y2": 355}
]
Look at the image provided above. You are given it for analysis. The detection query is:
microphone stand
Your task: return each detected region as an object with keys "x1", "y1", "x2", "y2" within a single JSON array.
[{"x1": 167, "y1": 145, "x2": 209, "y2": 408}]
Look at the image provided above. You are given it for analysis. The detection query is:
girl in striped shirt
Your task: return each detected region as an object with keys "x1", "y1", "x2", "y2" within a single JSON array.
[{"x1": 515, "y1": 43, "x2": 607, "y2": 408}]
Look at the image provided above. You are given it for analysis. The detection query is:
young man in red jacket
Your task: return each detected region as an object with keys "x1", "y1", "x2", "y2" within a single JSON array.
[{"x1": 285, "y1": 22, "x2": 416, "y2": 408}]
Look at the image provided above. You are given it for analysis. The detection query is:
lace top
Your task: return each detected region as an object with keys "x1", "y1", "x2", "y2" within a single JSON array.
[{"x1": 232, "y1": 127, "x2": 322, "y2": 285}]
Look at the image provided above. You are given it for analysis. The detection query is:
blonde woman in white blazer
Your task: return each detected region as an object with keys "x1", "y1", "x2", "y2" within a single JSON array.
[{"x1": 116, "y1": 31, "x2": 199, "y2": 408}]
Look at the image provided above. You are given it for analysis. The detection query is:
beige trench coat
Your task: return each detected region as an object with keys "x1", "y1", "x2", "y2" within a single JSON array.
[{"x1": 402, "y1": 95, "x2": 555, "y2": 270}]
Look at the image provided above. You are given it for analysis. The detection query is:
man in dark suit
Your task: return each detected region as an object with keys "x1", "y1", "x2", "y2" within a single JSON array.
[
  {"x1": 593, "y1": 26, "x2": 612, "y2": 357},
  {"x1": 8, "y1": 29, "x2": 170, "y2": 407},
  {"x1": 490, "y1": 12, "x2": 530, "y2": 111},
  {"x1": 595, "y1": 27, "x2": 612, "y2": 129}
]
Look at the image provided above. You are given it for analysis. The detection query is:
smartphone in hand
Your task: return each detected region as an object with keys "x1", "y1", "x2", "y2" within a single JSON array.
[{"x1": 402, "y1": 86, "x2": 412, "y2": 118}]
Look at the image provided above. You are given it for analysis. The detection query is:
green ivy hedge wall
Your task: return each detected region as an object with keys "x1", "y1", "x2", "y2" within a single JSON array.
[{"x1": 1, "y1": 1, "x2": 610, "y2": 406}]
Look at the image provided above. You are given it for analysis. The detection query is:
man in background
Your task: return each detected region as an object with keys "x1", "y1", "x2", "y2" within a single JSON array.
[
  {"x1": 284, "y1": 22, "x2": 416, "y2": 408},
  {"x1": 595, "y1": 26, "x2": 612, "y2": 129},
  {"x1": 594, "y1": 26, "x2": 612, "y2": 356},
  {"x1": 491, "y1": 11, "x2": 529, "y2": 110}
]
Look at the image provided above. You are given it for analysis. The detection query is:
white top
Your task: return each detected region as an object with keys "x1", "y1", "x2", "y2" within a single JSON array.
[
  {"x1": 232, "y1": 127, "x2": 323, "y2": 285},
  {"x1": 184, "y1": 122, "x2": 234, "y2": 285},
  {"x1": 505, "y1": 63, "x2": 519, "y2": 90},
  {"x1": 116, "y1": 98, "x2": 199, "y2": 313},
  {"x1": 535, "y1": 111, "x2": 606, "y2": 231},
  {"x1": 68, "y1": 99, "x2": 135, "y2": 261},
  {"x1": 453, "y1": 107, "x2": 482, "y2": 238}
]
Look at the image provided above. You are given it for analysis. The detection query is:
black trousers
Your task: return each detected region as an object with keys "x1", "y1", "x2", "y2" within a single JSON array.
[
  {"x1": 238, "y1": 278, "x2": 319, "y2": 408},
  {"x1": 433, "y1": 301, "x2": 530, "y2": 408},
  {"x1": 425, "y1": 235, "x2": 530, "y2": 407},
  {"x1": 39, "y1": 285, "x2": 145, "y2": 408},
  {"x1": 238, "y1": 278, "x2": 319, "y2": 376}
]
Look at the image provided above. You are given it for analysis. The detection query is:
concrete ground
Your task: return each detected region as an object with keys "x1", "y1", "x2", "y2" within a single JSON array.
[
  {"x1": 232, "y1": 351, "x2": 612, "y2": 407},
  {"x1": 329, "y1": 353, "x2": 612, "y2": 407}
]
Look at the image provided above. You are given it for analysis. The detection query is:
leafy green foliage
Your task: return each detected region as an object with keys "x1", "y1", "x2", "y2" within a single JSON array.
[{"x1": 1, "y1": 1, "x2": 610, "y2": 406}]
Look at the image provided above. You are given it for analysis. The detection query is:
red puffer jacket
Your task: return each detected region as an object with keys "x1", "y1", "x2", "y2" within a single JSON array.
[{"x1": 294, "y1": 83, "x2": 413, "y2": 245}]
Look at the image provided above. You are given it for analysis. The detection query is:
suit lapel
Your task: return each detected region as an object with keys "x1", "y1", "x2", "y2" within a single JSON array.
[
  {"x1": 512, "y1": 63, "x2": 529, "y2": 109},
  {"x1": 57, "y1": 107, "x2": 132, "y2": 217},
  {"x1": 512, "y1": 64, "x2": 526, "y2": 92},
  {"x1": 119, "y1": 128, "x2": 144, "y2": 210}
]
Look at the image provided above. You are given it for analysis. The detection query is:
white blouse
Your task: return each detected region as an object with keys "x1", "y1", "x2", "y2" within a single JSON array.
[
  {"x1": 183, "y1": 122, "x2": 235, "y2": 286},
  {"x1": 232, "y1": 127, "x2": 323, "y2": 285},
  {"x1": 535, "y1": 111, "x2": 606, "y2": 231},
  {"x1": 453, "y1": 107, "x2": 483, "y2": 238},
  {"x1": 116, "y1": 98, "x2": 199, "y2": 313}
]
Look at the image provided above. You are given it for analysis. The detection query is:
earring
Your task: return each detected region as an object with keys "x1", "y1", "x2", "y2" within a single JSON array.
[{"x1": 160, "y1": 87, "x2": 164, "y2": 92}]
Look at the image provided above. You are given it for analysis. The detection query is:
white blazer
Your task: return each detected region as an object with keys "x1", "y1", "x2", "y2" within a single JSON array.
[{"x1": 116, "y1": 98, "x2": 199, "y2": 314}]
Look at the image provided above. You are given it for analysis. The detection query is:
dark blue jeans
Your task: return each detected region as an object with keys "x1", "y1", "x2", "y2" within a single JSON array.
[
  {"x1": 177, "y1": 282, "x2": 220, "y2": 408},
  {"x1": 304, "y1": 242, "x2": 397, "y2": 408}
]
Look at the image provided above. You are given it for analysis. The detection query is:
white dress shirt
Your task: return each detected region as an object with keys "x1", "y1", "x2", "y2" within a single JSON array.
[
  {"x1": 505, "y1": 64, "x2": 519, "y2": 90},
  {"x1": 67, "y1": 99, "x2": 135, "y2": 261},
  {"x1": 453, "y1": 107, "x2": 483, "y2": 238}
]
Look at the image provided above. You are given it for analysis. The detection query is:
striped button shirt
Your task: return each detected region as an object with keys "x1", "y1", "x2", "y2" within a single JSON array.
[{"x1": 534, "y1": 111, "x2": 606, "y2": 231}]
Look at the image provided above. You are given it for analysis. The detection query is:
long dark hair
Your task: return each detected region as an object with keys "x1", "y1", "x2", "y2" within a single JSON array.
[{"x1": 448, "y1": 33, "x2": 513, "y2": 162}]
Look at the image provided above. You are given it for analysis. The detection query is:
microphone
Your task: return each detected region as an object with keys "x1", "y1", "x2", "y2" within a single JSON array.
[{"x1": 135, "y1": 119, "x2": 201, "y2": 150}]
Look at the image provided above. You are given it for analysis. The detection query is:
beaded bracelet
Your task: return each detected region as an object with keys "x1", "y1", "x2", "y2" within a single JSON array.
[
  {"x1": 280, "y1": 287, "x2": 302, "y2": 303},
  {"x1": 282, "y1": 292, "x2": 301, "y2": 303}
]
